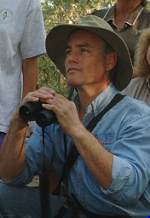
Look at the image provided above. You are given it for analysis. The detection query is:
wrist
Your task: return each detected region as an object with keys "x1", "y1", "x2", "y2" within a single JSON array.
[{"x1": 11, "y1": 110, "x2": 29, "y2": 128}]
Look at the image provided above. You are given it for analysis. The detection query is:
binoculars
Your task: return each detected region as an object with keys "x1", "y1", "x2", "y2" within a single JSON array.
[{"x1": 19, "y1": 101, "x2": 57, "y2": 128}]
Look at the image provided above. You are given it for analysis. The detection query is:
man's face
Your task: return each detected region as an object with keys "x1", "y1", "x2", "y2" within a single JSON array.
[{"x1": 64, "y1": 30, "x2": 112, "y2": 91}]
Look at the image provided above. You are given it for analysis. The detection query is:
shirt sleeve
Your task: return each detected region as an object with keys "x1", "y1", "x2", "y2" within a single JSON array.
[
  {"x1": 100, "y1": 110, "x2": 150, "y2": 206},
  {"x1": 20, "y1": 1, "x2": 46, "y2": 59}
]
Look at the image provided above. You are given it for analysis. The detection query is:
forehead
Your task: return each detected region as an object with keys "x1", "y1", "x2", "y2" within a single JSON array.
[{"x1": 67, "y1": 29, "x2": 104, "y2": 46}]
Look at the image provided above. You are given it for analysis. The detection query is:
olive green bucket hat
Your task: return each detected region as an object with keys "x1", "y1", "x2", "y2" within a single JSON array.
[{"x1": 46, "y1": 15, "x2": 133, "y2": 91}]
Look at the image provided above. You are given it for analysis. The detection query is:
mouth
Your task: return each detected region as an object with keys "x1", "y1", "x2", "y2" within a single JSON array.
[{"x1": 67, "y1": 67, "x2": 81, "y2": 74}]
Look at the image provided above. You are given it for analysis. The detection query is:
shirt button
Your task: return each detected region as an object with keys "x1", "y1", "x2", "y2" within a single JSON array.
[
  {"x1": 80, "y1": 199, "x2": 83, "y2": 203},
  {"x1": 78, "y1": 175, "x2": 82, "y2": 179}
]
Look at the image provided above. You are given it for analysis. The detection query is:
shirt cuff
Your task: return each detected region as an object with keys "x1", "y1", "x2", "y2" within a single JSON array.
[{"x1": 101, "y1": 155, "x2": 132, "y2": 195}]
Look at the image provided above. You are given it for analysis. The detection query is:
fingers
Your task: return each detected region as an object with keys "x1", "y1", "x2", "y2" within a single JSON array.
[
  {"x1": 42, "y1": 94, "x2": 68, "y2": 110},
  {"x1": 21, "y1": 87, "x2": 56, "y2": 106},
  {"x1": 42, "y1": 94, "x2": 77, "y2": 121},
  {"x1": 41, "y1": 94, "x2": 79, "y2": 136},
  {"x1": 30, "y1": 87, "x2": 56, "y2": 99}
]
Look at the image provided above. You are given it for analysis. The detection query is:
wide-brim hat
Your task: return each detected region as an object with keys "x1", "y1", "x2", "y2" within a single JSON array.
[{"x1": 46, "y1": 15, "x2": 133, "y2": 91}]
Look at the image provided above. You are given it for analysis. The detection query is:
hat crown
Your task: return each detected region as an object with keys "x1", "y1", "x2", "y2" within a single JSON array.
[{"x1": 79, "y1": 15, "x2": 113, "y2": 32}]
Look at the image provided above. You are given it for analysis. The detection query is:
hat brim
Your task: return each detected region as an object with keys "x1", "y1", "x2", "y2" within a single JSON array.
[{"x1": 46, "y1": 19, "x2": 133, "y2": 91}]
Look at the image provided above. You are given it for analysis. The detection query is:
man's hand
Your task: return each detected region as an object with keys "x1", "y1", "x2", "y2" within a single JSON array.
[
  {"x1": 40, "y1": 92, "x2": 81, "y2": 136},
  {"x1": 22, "y1": 87, "x2": 81, "y2": 136}
]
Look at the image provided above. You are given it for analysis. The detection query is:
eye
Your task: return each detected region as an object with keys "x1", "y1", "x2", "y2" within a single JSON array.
[
  {"x1": 65, "y1": 49, "x2": 71, "y2": 56},
  {"x1": 81, "y1": 48, "x2": 88, "y2": 53}
]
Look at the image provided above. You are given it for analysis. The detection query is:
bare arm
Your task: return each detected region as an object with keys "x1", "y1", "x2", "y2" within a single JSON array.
[
  {"x1": 22, "y1": 57, "x2": 39, "y2": 99},
  {"x1": 22, "y1": 57, "x2": 39, "y2": 137},
  {"x1": 0, "y1": 110, "x2": 27, "y2": 181},
  {"x1": 70, "y1": 126, "x2": 113, "y2": 189}
]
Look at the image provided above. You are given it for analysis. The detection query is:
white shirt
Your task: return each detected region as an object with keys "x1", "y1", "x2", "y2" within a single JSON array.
[
  {"x1": 122, "y1": 76, "x2": 150, "y2": 107},
  {"x1": 0, "y1": 0, "x2": 46, "y2": 133}
]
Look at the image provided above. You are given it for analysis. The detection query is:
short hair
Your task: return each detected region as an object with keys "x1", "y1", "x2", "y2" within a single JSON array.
[
  {"x1": 102, "y1": 40, "x2": 117, "y2": 83},
  {"x1": 134, "y1": 27, "x2": 150, "y2": 77}
]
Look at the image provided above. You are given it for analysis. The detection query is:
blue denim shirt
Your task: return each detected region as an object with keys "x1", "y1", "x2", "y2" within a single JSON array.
[{"x1": 4, "y1": 83, "x2": 150, "y2": 217}]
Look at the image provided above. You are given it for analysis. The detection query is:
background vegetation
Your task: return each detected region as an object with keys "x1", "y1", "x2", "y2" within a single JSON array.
[{"x1": 39, "y1": 0, "x2": 150, "y2": 97}]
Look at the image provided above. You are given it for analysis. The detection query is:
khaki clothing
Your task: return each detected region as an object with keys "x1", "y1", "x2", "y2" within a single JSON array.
[
  {"x1": 122, "y1": 76, "x2": 150, "y2": 107},
  {"x1": 92, "y1": 4, "x2": 150, "y2": 63}
]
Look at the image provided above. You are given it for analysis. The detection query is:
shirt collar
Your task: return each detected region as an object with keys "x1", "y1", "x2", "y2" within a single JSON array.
[
  {"x1": 103, "y1": 4, "x2": 144, "y2": 26},
  {"x1": 73, "y1": 83, "x2": 120, "y2": 116}
]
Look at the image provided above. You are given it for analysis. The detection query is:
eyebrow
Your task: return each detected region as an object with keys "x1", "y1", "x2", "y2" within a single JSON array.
[{"x1": 65, "y1": 43, "x2": 92, "y2": 50}]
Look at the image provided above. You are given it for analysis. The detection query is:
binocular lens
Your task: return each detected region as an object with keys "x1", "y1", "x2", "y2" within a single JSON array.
[
  {"x1": 19, "y1": 102, "x2": 57, "y2": 127},
  {"x1": 36, "y1": 110, "x2": 57, "y2": 128}
]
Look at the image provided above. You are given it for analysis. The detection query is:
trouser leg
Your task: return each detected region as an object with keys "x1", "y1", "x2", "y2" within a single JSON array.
[
  {"x1": 0, "y1": 132, "x2": 6, "y2": 148},
  {"x1": 0, "y1": 183, "x2": 68, "y2": 218},
  {"x1": 0, "y1": 133, "x2": 6, "y2": 179}
]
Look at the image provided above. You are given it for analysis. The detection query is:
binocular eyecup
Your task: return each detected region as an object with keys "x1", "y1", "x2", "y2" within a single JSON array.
[{"x1": 19, "y1": 101, "x2": 57, "y2": 128}]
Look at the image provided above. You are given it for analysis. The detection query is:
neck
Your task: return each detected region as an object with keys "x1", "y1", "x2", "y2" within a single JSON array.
[
  {"x1": 114, "y1": 0, "x2": 142, "y2": 30},
  {"x1": 77, "y1": 83, "x2": 109, "y2": 121},
  {"x1": 116, "y1": 0, "x2": 142, "y2": 12}
]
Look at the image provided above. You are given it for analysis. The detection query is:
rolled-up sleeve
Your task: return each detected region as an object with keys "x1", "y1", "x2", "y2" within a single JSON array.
[{"x1": 100, "y1": 110, "x2": 150, "y2": 206}]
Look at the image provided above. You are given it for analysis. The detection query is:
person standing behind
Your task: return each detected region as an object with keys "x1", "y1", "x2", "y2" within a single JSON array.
[
  {"x1": 0, "y1": 0, "x2": 46, "y2": 148},
  {"x1": 91, "y1": 0, "x2": 150, "y2": 73},
  {"x1": 122, "y1": 27, "x2": 150, "y2": 106}
]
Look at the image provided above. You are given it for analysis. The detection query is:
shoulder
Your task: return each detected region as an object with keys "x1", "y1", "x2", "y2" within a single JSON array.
[
  {"x1": 121, "y1": 77, "x2": 146, "y2": 96},
  {"x1": 104, "y1": 95, "x2": 150, "y2": 132},
  {"x1": 27, "y1": 0, "x2": 42, "y2": 13},
  {"x1": 125, "y1": 77, "x2": 143, "y2": 88},
  {"x1": 142, "y1": 8, "x2": 150, "y2": 14},
  {"x1": 98, "y1": 94, "x2": 150, "y2": 137},
  {"x1": 140, "y1": 8, "x2": 150, "y2": 20},
  {"x1": 119, "y1": 94, "x2": 150, "y2": 117}
]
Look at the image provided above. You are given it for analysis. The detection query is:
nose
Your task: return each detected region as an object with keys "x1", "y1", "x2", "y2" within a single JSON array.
[{"x1": 66, "y1": 51, "x2": 79, "y2": 64}]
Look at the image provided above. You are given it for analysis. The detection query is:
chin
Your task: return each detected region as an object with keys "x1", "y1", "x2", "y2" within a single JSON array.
[{"x1": 67, "y1": 79, "x2": 80, "y2": 87}]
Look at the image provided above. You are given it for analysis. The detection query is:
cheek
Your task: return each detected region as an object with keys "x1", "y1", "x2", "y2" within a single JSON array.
[{"x1": 91, "y1": 58, "x2": 106, "y2": 74}]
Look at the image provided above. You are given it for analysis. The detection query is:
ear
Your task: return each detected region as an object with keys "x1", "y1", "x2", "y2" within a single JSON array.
[{"x1": 106, "y1": 51, "x2": 118, "y2": 71}]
